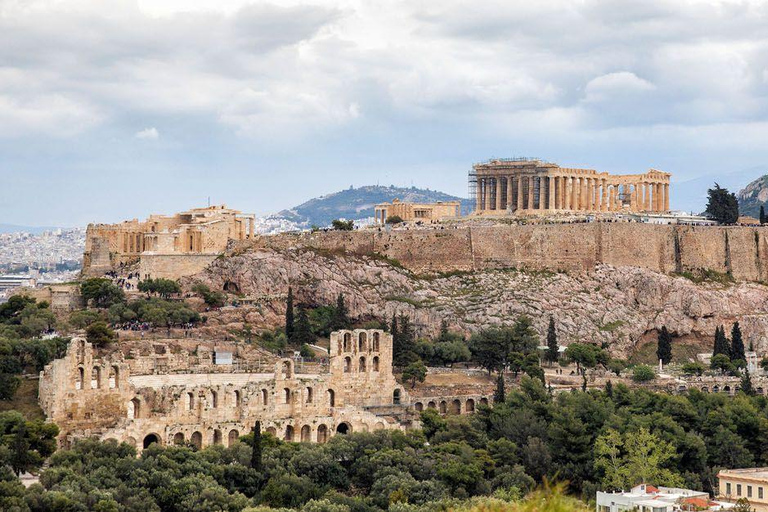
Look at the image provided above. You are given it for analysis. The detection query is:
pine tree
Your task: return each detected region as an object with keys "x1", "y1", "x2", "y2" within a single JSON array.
[
  {"x1": 285, "y1": 287, "x2": 294, "y2": 339},
  {"x1": 545, "y1": 316, "x2": 559, "y2": 365},
  {"x1": 390, "y1": 315, "x2": 398, "y2": 340},
  {"x1": 705, "y1": 183, "x2": 739, "y2": 224},
  {"x1": 250, "y1": 421, "x2": 263, "y2": 471},
  {"x1": 605, "y1": 379, "x2": 613, "y2": 398},
  {"x1": 761, "y1": 205, "x2": 766, "y2": 225},
  {"x1": 656, "y1": 326, "x2": 673, "y2": 365},
  {"x1": 438, "y1": 319, "x2": 449, "y2": 342},
  {"x1": 331, "y1": 293, "x2": 349, "y2": 330},
  {"x1": 741, "y1": 368, "x2": 755, "y2": 396},
  {"x1": 731, "y1": 322, "x2": 746, "y2": 362},
  {"x1": 291, "y1": 307, "x2": 316, "y2": 346},
  {"x1": 393, "y1": 314, "x2": 416, "y2": 365},
  {"x1": 493, "y1": 373, "x2": 506, "y2": 404}
]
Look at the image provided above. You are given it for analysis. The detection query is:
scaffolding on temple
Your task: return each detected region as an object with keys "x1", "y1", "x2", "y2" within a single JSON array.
[{"x1": 467, "y1": 168, "x2": 478, "y2": 213}]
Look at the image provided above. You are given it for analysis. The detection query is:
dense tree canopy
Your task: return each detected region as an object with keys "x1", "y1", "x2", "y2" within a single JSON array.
[{"x1": 705, "y1": 184, "x2": 739, "y2": 224}]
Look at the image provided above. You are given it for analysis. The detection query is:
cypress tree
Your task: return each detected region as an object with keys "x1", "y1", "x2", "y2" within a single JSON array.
[
  {"x1": 250, "y1": 421, "x2": 263, "y2": 471},
  {"x1": 545, "y1": 316, "x2": 559, "y2": 365},
  {"x1": 713, "y1": 325, "x2": 730, "y2": 358},
  {"x1": 656, "y1": 326, "x2": 673, "y2": 365},
  {"x1": 605, "y1": 379, "x2": 613, "y2": 398},
  {"x1": 741, "y1": 368, "x2": 755, "y2": 396},
  {"x1": 438, "y1": 319, "x2": 449, "y2": 342},
  {"x1": 761, "y1": 205, "x2": 766, "y2": 225},
  {"x1": 390, "y1": 315, "x2": 398, "y2": 341},
  {"x1": 285, "y1": 287, "x2": 294, "y2": 339},
  {"x1": 394, "y1": 314, "x2": 415, "y2": 365},
  {"x1": 731, "y1": 322, "x2": 746, "y2": 362},
  {"x1": 331, "y1": 293, "x2": 349, "y2": 330},
  {"x1": 493, "y1": 372, "x2": 505, "y2": 404},
  {"x1": 292, "y1": 307, "x2": 315, "y2": 346}
]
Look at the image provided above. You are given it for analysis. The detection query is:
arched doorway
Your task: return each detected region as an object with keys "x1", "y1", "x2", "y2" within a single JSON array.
[
  {"x1": 393, "y1": 389, "x2": 401, "y2": 405},
  {"x1": 143, "y1": 433, "x2": 160, "y2": 449},
  {"x1": 465, "y1": 399, "x2": 475, "y2": 413},
  {"x1": 191, "y1": 431, "x2": 203, "y2": 450},
  {"x1": 212, "y1": 429, "x2": 223, "y2": 445},
  {"x1": 173, "y1": 432, "x2": 185, "y2": 445},
  {"x1": 451, "y1": 399, "x2": 461, "y2": 414},
  {"x1": 336, "y1": 422, "x2": 351, "y2": 435},
  {"x1": 439, "y1": 401, "x2": 447, "y2": 414},
  {"x1": 414, "y1": 402, "x2": 423, "y2": 412},
  {"x1": 228, "y1": 429, "x2": 239, "y2": 446},
  {"x1": 328, "y1": 389, "x2": 335, "y2": 407},
  {"x1": 285, "y1": 425, "x2": 294, "y2": 441},
  {"x1": 301, "y1": 425, "x2": 311, "y2": 442},
  {"x1": 317, "y1": 424, "x2": 328, "y2": 443}
]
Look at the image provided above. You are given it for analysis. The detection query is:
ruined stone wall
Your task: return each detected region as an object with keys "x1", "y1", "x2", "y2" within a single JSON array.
[
  {"x1": 139, "y1": 254, "x2": 218, "y2": 280},
  {"x1": 244, "y1": 224, "x2": 768, "y2": 281}
]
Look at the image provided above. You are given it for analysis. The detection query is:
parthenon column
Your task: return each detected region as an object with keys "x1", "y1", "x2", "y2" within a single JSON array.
[
  {"x1": 527, "y1": 176, "x2": 534, "y2": 210},
  {"x1": 538, "y1": 177, "x2": 546, "y2": 210},
  {"x1": 559, "y1": 177, "x2": 565, "y2": 209},
  {"x1": 548, "y1": 176, "x2": 555, "y2": 210},
  {"x1": 517, "y1": 175, "x2": 524, "y2": 211},
  {"x1": 565, "y1": 178, "x2": 572, "y2": 210},
  {"x1": 588, "y1": 178, "x2": 595, "y2": 210},
  {"x1": 495, "y1": 177, "x2": 503, "y2": 211},
  {"x1": 572, "y1": 177, "x2": 579, "y2": 210},
  {"x1": 507, "y1": 176, "x2": 514, "y2": 211},
  {"x1": 644, "y1": 183, "x2": 650, "y2": 212},
  {"x1": 608, "y1": 186, "x2": 615, "y2": 211},
  {"x1": 663, "y1": 183, "x2": 670, "y2": 211},
  {"x1": 475, "y1": 179, "x2": 482, "y2": 212},
  {"x1": 655, "y1": 183, "x2": 662, "y2": 212}
]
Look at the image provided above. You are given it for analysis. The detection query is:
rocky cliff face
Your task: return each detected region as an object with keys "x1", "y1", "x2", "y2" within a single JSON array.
[
  {"x1": 188, "y1": 246, "x2": 768, "y2": 357},
  {"x1": 738, "y1": 175, "x2": 768, "y2": 217}
]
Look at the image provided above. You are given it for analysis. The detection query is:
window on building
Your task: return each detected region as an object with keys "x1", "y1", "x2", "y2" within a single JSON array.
[
  {"x1": 748, "y1": 486, "x2": 753, "y2": 498},
  {"x1": 726, "y1": 483, "x2": 732, "y2": 496},
  {"x1": 737, "y1": 484, "x2": 742, "y2": 496},
  {"x1": 759, "y1": 487, "x2": 763, "y2": 499}
]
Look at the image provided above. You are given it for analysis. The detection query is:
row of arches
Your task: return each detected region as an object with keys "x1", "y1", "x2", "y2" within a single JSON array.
[
  {"x1": 139, "y1": 428, "x2": 242, "y2": 451},
  {"x1": 76, "y1": 364, "x2": 120, "y2": 391},
  {"x1": 282, "y1": 387, "x2": 336, "y2": 406},
  {"x1": 343, "y1": 356, "x2": 380, "y2": 373},
  {"x1": 413, "y1": 397, "x2": 487, "y2": 415},
  {"x1": 339, "y1": 331, "x2": 381, "y2": 355},
  {"x1": 681, "y1": 384, "x2": 766, "y2": 395}
]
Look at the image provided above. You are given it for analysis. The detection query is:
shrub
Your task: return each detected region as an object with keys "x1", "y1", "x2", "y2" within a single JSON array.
[{"x1": 632, "y1": 364, "x2": 656, "y2": 382}]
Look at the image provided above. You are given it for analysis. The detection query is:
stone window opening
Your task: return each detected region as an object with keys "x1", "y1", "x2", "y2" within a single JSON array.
[
  {"x1": 109, "y1": 365, "x2": 119, "y2": 389},
  {"x1": 427, "y1": 401, "x2": 436, "y2": 409},
  {"x1": 128, "y1": 398, "x2": 140, "y2": 419},
  {"x1": 305, "y1": 387, "x2": 313, "y2": 403},
  {"x1": 261, "y1": 389, "x2": 268, "y2": 405},
  {"x1": 187, "y1": 392, "x2": 194, "y2": 411},
  {"x1": 343, "y1": 332, "x2": 351, "y2": 352},
  {"x1": 91, "y1": 366, "x2": 101, "y2": 389},
  {"x1": 210, "y1": 390, "x2": 218, "y2": 408},
  {"x1": 191, "y1": 431, "x2": 202, "y2": 450},
  {"x1": 285, "y1": 425, "x2": 294, "y2": 442},
  {"x1": 372, "y1": 356, "x2": 380, "y2": 372},
  {"x1": 393, "y1": 389, "x2": 401, "y2": 405},
  {"x1": 328, "y1": 389, "x2": 335, "y2": 407},
  {"x1": 336, "y1": 422, "x2": 351, "y2": 435},
  {"x1": 281, "y1": 360, "x2": 293, "y2": 379},
  {"x1": 212, "y1": 429, "x2": 223, "y2": 445},
  {"x1": 317, "y1": 424, "x2": 328, "y2": 443},
  {"x1": 301, "y1": 425, "x2": 311, "y2": 442},
  {"x1": 439, "y1": 401, "x2": 447, "y2": 414},
  {"x1": 451, "y1": 399, "x2": 461, "y2": 414},
  {"x1": 415, "y1": 402, "x2": 423, "y2": 412},
  {"x1": 76, "y1": 366, "x2": 85, "y2": 390},
  {"x1": 234, "y1": 390, "x2": 241, "y2": 407},
  {"x1": 284, "y1": 388, "x2": 291, "y2": 404},
  {"x1": 465, "y1": 399, "x2": 475, "y2": 413},
  {"x1": 372, "y1": 332, "x2": 380, "y2": 352},
  {"x1": 344, "y1": 357, "x2": 351, "y2": 373},
  {"x1": 173, "y1": 432, "x2": 184, "y2": 445},
  {"x1": 358, "y1": 332, "x2": 367, "y2": 352},
  {"x1": 228, "y1": 429, "x2": 239, "y2": 447},
  {"x1": 143, "y1": 433, "x2": 160, "y2": 449},
  {"x1": 359, "y1": 356, "x2": 366, "y2": 372}
]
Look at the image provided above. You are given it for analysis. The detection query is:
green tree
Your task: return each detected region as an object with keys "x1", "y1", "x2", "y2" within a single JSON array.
[
  {"x1": 285, "y1": 287, "x2": 295, "y2": 339},
  {"x1": 656, "y1": 326, "x2": 672, "y2": 365},
  {"x1": 564, "y1": 343, "x2": 606, "y2": 376},
  {"x1": 711, "y1": 353, "x2": 734, "y2": 374},
  {"x1": 494, "y1": 373, "x2": 506, "y2": 404},
  {"x1": 251, "y1": 421, "x2": 263, "y2": 471},
  {"x1": 393, "y1": 314, "x2": 416, "y2": 366},
  {"x1": 385, "y1": 215, "x2": 403, "y2": 224},
  {"x1": 705, "y1": 183, "x2": 739, "y2": 224},
  {"x1": 331, "y1": 293, "x2": 348, "y2": 331},
  {"x1": 86, "y1": 321, "x2": 117, "y2": 347},
  {"x1": 713, "y1": 325, "x2": 730, "y2": 358},
  {"x1": 607, "y1": 359, "x2": 627, "y2": 377},
  {"x1": 545, "y1": 316, "x2": 559, "y2": 365},
  {"x1": 291, "y1": 308, "x2": 316, "y2": 346},
  {"x1": 331, "y1": 219, "x2": 354, "y2": 231},
  {"x1": 681, "y1": 362, "x2": 705, "y2": 376},
  {"x1": 402, "y1": 360, "x2": 427, "y2": 389},
  {"x1": 80, "y1": 278, "x2": 125, "y2": 308},
  {"x1": 741, "y1": 368, "x2": 755, "y2": 396},
  {"x1": 0, "y1": 373, "x2": 20, "y2": 400},
  {"x1": 632, "y1": 365, "x2": 656, "y2": 382},
  {"x1": 731, "y1": 322, "x2": 746, "y2": 362}
]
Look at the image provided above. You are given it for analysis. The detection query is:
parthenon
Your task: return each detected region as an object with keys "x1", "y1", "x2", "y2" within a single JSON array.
[{"x1": 471, "y1": 158, "x2": 671, "y2": 214}]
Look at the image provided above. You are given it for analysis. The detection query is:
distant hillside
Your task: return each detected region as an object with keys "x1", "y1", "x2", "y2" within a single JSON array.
[
  {"x1": 275, "y1": 185, "x2": 471, "y2": 227},
  {"x1": 0, "y1": 224, "x2": 62, "y2": 234},
  {"x1": 737, "y1": 174, "x2": 768, "y2": 217}
]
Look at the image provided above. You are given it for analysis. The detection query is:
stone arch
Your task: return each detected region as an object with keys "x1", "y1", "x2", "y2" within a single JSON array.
[
  {"x1": 372, "y1": 356, "x2": 380, "y2": 372},
  {"x1": 393, "y1": 389, "x2": 402, "y2": 405},
  {"x1": 128, "y1": 397, "x2": 140, "y2": 419},
  {"x1": 109, "y1": 365, "x2": 119, "y2": 389},
  {"x1": 281, "y1": 360, "x2": 293, "y2": 379},
  {"x1": 173, "y1": 432, "x2": 185, "y2": 445},
  {"x1": 305, "y1": 387, "x2": 313, "y2": 403},
  {"x1": 234, "y1": 390, "x2": 241, "y2": 407},
  {"x1": 439, "y1": 401, "x2": 447, "y2": 414},
  {"x1": 223, "y1": 280, "x2": 240, "y2": 294},
  {"x1": 359, "y1": 332, "x2": 367, "y2": 352},
  {"x1": 317, "y1": 424, "x2": 328, "y2": 443},
  {"x1": 344, "y1": 357, "x2": 351, "y2": 373},
  {"x1": 712, "y1": 385, "x2": 720, "y2": 393},
  {"x1": 427, "y1": 401, "x2": 436, "y2": 409},
  {"x1": 451, "y1": 399, "x2": 461, "y2": 414},
  {"x1": 465, "y1": 399, "x2": 475, "y2": 413},
  {"x1": 91, "y1": 366, "x2": 101, "y2": 389},
  {"x1": 678, "y1": 385, "x2": 687, "y2": 393},
  {"x1": 266, "y1": 426, "x2": 277, "y2": 436},
  {"x1": 261, "y1": 389, "x2": 268, "y2": 405},
  {"x1": 343, "y1": 332, "x2": 351, "y2": 352},
  {"x1": 285, "y1": 425, "x2": 295, "y2": 442},
  {"x1": 723, "y1": 385, "x2": 731, "y2": 394},
  {"x1": 359, "y1": 356, "x2": 366, "y2": 372},
  {"x1": 301, "y1": 425, "x2": 311, "y2": 442},
  {"x1": 336, "y1": 422, "x2": 351, "y2": 435},
  {"x1": 191, "y1": 431, "x2": 203, "y2": 450},
  {"x1": 284, "y1": 388, "x2": 291, "y2": 404},
  {"x1": 479, "y1": 397, "x2": 489, "y2": 406},
  {"x1": 210, "y1": 390, "x2": 218, "y2": 408},
  {"x1": 328, "y1": 389, "x2": 335, "y2": 407},
  {"x1": 415, "y1": 402, "x2": 423, "y2": 412},
  {"x1": 212, "y1": 429, "x2": 223, "y2": 445},
  {"x1": 374, "y1": 421, "x2": 385, "y2": 431},
  {"x1": 125, "y1": 436, "x2": 137, "y2": 448},
  {"x1": 373, "y1": 332, "x2": 380, "y2": 351},
  {"x1": 228, "y1": 429, "x2": 239, "y2": 446},
  {"x1": 187, "y1": 392, "x2": 194, "y2": 410},
  {"x1": 758, "y1": 387, "x2": 765, "y2": 395},
  {"x1": 77, "y1": 366, "x2": 85, "y2": 390},
  {"x1": 143, "y1": 433, "x2": 161, "y2": 449},
  {"x1": 701, "y1": 386, "x2": 709, "y2": 393},
  {"x1": 360, "y1": 423, "x2": 369, "y2": 432}
]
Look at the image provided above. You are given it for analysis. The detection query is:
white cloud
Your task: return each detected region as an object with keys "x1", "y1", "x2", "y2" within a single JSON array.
[{"x1": 134, "y1": 127, "x2": 159, "y2": 140}]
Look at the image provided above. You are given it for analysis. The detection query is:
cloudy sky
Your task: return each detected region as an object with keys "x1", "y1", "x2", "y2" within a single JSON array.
[{"x1": 3, "y1": 0, "x2": 768, "y2": 226}]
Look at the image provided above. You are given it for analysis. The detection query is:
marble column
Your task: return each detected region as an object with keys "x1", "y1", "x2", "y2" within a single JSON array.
[
  {"x1": 495, "y1": 177, "x2": 503, "y2": 211},
  {"x1": 548, "y1": 176, "x2": 555, "y2": 210},
  {"x1": 517, "y1": 175, "x2": 524, "y2": 211},
  {"x1": 476, "y1": 179, "x2": 483, "y2": 212},
  {"x1": 538, "y1": 176, "x2": 546, "y2": 210},
  {"x1": 565, "y1": 177, "x2": 572, "y2": 210},
  {"x1": 644, "y1": 183, "x2": 650, "y2": 212},
  {"x1": 527, "y1": 176, "x2": 534, "y2": 210},
  {"x1": 507, "y1": 176, "x2": 514, "y2": 212},
  {"x1": 559, "y1": 176, "x2": 565, "y2": 209},
  {"x1": 664, "y1": 183, "x2": 670, "y2": 211}
]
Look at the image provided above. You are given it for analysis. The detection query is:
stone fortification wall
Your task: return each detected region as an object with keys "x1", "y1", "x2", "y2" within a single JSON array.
[
  {"x1": 139, "y1": 253, "x2": 218, "y2": 280},
  {"x1": 242, "y1": 224, "x2": 768, "y2": 281}
]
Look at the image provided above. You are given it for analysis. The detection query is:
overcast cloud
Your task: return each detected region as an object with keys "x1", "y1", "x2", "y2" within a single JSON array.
[{"x1": 2, "y1": 0, "x2": 768, "y2": 225}]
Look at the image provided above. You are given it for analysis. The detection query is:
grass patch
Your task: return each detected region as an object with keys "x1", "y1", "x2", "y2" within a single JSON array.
[
  {"x1": 0, "y1": 378, "x2": 45, "y2": 421},
  {"x1": 599, "y1": 320, "x2": 626, "y2": 333},
  {"x1": 675, "y1": 269, "x2": 735, "y2": 285},
  {"x1": 369, "y1": 252, "x2": 406, "y2": 270}
]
